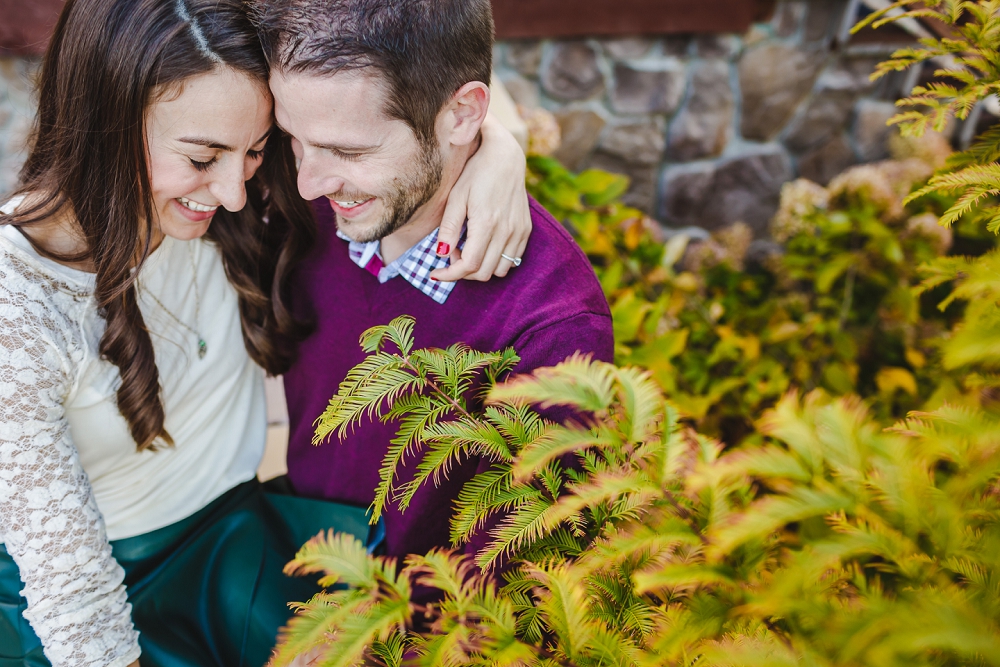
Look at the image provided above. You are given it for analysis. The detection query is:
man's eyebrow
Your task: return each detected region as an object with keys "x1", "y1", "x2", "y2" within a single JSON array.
[{"x1": 178, "y1": 128, "x2": 273, "y2": 151}]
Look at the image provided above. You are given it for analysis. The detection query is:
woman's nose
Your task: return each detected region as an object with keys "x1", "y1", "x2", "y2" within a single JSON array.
[{"x1": 209, "y1": 161, "x2": 248, "y2": 212}]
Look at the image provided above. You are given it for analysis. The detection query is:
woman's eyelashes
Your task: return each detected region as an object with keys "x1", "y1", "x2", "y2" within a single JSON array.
[
  {"x1": 190, "y1": 155, "x2": 218, "y2": 171},
  {"x1": 189, "y1": 148, "x2": 265, "y2": 171}
]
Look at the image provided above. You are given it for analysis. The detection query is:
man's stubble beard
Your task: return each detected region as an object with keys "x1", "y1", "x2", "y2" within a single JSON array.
[{"x1": 341, "y1": 141, "x2": 444, "y2": 243}]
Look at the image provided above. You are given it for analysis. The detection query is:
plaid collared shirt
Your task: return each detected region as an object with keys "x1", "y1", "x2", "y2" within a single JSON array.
[{"x1": 337, "y1": 228, "x2": 459, "y2": 304}]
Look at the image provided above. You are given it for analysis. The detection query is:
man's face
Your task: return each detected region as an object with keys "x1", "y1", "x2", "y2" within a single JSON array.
[{"x1": 271, "y1": 69, "x2": 442, "y2": 242}]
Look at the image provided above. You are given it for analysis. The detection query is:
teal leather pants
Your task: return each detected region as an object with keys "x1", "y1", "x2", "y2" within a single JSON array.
[{"x1": 0, "y1": 480, "x2": 382, "y2": 667}]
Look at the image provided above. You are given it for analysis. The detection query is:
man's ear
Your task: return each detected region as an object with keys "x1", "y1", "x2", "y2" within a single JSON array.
[{"x1": 444, "y1": 81, "x2": 491, "y2": 147}]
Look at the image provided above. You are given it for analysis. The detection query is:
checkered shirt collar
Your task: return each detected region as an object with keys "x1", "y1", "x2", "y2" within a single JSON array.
[{"x1": 337, "y1": 227, "x2": 459, "y2": 304}]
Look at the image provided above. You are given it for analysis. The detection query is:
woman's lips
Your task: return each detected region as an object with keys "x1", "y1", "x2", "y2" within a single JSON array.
[{"x1": 171, "y1": 198, "x2": 218, "y2": 222}]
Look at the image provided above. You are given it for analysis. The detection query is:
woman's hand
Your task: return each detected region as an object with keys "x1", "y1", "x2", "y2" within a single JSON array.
[{"x1": 430, "y1": 112, "x2": 532, "y2": 282}]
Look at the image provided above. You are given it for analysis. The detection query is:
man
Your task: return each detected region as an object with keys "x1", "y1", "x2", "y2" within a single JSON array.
[{"x1": 258, "y1": 0, "x2": 614, "y2": 559}]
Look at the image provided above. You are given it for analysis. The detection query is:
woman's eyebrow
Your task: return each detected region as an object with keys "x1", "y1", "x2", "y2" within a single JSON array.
[{"x1": 178, "y1": 128, "x2": 273, "y2": 151}]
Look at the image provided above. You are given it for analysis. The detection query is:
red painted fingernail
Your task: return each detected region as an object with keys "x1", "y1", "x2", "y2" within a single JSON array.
[
  {"x1": 430, "y1": 276, "x2": 439, "y2": 281},
  {"x1": 436, "y1": 242, "x2": 451, "y2": 256}
]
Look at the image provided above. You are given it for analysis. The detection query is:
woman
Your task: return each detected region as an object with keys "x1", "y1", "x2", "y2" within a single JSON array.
[{"x1": 0, "y1": 0, "x2": 531, "y2": 665}]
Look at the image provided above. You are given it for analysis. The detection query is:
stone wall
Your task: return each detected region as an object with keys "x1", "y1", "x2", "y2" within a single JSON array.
[
  {"x1": 0, "y1": 57, "x2": 38, "y2": 197},
  {"x1": 494, "y1": 0, "x2": 925, "y2": 236},
  {"x1": 0, "y1": 0, "x2": 938, "y2": 236}
]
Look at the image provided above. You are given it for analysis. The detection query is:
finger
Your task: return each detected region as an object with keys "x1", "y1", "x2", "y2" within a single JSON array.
[
  {"x1": 430, "y1": 247, "x2": 465, "y2": 282},
  {"x1": 436, "y1": 189, "x2": 467, "y2": 259},
  {"x1": 441, "y1": 224, "x2": 487, "y2": 280},
  {"x1": 473, "y1": 234, "x2": 508, "y2": 281},
  {"x1": 492, "y1": 198, "x2": 531, "y2": 278}
]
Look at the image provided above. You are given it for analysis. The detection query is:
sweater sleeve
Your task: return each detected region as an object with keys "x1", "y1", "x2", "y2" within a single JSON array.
[
  {"x1": 0, "y1": 276, "x2": 140, "y2": 667},
  {"x1": 511, "y1": 310, "x2": 615, "y2": 373}
]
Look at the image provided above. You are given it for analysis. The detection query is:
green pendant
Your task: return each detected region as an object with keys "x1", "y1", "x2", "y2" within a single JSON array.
[{"x1": 198, "y1": 339, "x2": 208, "y2": 359}]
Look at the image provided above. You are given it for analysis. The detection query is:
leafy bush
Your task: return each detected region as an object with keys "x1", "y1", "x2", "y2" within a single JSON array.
[
  {"x1": 272, "y1": 3, "x2": 1000, "y2": 664},
  {"x1": 274, "y1": 317, "x2": 1000, "y2": 667},
  {"x1": 527, "y1": 142, "x2": 996, "y2": 444}
]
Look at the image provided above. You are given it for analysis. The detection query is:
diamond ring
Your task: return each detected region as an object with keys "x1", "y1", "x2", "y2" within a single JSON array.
[{"x1": 501, "y1": 253, "x2": 522, "y2": 267}]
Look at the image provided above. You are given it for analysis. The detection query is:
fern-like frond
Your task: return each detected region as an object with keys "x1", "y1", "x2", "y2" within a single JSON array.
[
  {"x1": 360, "y1": 315, "x2": 416, "y2": 355},
  {"x1": 368, "y1": 633, "x2": 407, "y2": 667},
  {"x1": 284, "y1": 531, "x2": 387, "y2": 590},
  {"x1": 712, "y1": 487, "x2": 856, "y2": 553},
  {"x1": 314, "y1": 597, "x2": 411, "y2": 667},
  {"x1": 489, "y1": 353, "x2": 617, "y2": 414},
  {"x1": 271, "y1": 590, "x2": 366, "y2": 667},
  {"x1": 477, "y1": 493, "x2": 556, "y2": 569},
  {"x1": 513, "y1": 427, "x2": 618, "y2": 482}
]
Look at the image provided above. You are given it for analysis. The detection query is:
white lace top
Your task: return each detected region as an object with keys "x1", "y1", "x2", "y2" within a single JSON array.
[{"x1": 0, "y1": 201, "x2": 267, "y2": 667}]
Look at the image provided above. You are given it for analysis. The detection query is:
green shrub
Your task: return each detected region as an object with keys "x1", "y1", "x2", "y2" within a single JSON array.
[
  {"x1": 274, "y1": 317, "x2": 1000, "y2": 667},
  {"x1": 273, "y1": 3, "x2": 1000, "y2": 664},
  {"x1": 527, "y1": 142, "x2": 997, "y2": 444}
]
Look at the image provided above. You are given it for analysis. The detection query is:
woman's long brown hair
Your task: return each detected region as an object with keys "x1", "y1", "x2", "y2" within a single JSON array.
[{"x1": 1, "y1": 0, "x2": 315, "y2": 451}]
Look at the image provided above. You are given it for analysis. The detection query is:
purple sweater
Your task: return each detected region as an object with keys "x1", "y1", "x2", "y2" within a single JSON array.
[{"x1": 283, "y1": 196, "x2": 614, "y2": 557}]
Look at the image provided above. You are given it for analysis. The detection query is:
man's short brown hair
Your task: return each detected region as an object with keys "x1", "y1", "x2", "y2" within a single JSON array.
[{"x1": 255, "y1": 0, "x2": 494, "y2": 146}]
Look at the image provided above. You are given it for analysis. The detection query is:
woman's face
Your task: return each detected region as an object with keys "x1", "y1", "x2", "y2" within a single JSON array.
[{"x1": 146, "y1": 67, "x2": 273, "y2": 241}]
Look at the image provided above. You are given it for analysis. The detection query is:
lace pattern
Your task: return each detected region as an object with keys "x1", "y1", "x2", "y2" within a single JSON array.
[{"x1": 0, "y1": 244, "x2": 141, "y2": 667}]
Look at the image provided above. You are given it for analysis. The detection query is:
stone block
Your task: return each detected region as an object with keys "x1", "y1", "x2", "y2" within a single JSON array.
[
  {"x1": 853, "y1": 99, "x2": 897, "y2": 161},
  {"x1": 695, "y1": 35, "x2": 742, "y2": 60},
  {"x1": 702, "y1": 145, "x2": 794, "y2": 235},
  {"x1": 743, "y1": 24, "x2": 771, "y2": 48},
  {"x1": 601, "y1": 37, "x2": 654, "y2": 60},
  {"x1": 596, "y1": 119, "x2": 666, "y2": 166},
  {"x1": 505, "y1": 40, "x2": 543, "y2": 78},
  {"x1": 804, "y1": 0, "x2": 848, "y2": 43},
  {"x1": 498, "y1": 71, "x2": 540, "y2": 108},
  {"x1": 540, "y1": 41, "x2": 605, "y2": 101},
  {"x1": 816, "y1": 58, "x2": 879, "y2": 94},
  {"x1": 739, "y1": 43, "x2": 826, "y2": 141},
  {"x1": 585, "y1": 151, "x2": 658, "y2": 213},
  {"x1": 667, "y1": 60, "x2": 735, "y2": 162},
  {"x1": 662, "y1": 36, "x2": 692, "y2": 57},
  {"x1": 773, "y1": 1, "x2": 806, "y2": 37},
  {"x1": 798, "y1": 134, "x2": 855, "y2": 185},
  {"x1": 663, "y1": 145, "x2": 793, "y2": 234},
  {"x1": 553, "y1": 109, "x2": 606, "y2": 171},
  {"x1": 660, "y1": 162, "x2": 717, "y2": 228},
  {"x1": 610, "y1": 61, "x2": 686, "y2": 115},
  {"x1": 783, "y1": 90, "x2": 855, "y2": 153}
]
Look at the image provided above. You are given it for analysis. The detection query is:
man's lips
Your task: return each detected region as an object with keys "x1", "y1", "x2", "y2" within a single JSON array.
[{"x1": 328, "y1": 197, "x2": 376, "y2": 219}]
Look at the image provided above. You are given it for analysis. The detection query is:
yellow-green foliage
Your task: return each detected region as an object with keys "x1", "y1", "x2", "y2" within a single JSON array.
[
  {"x1": 273, "y1": 4, "x2": 1000, "y2": 664},
  {"x1": 276, "y1": 317, "x2": 1000, "y2": 667},
  {"x1": 528, "y1": 144, "x2": 995, "y2": 443},
  {"x1": 854, "y1": 1, "x2": 1000, "y2": 375}
]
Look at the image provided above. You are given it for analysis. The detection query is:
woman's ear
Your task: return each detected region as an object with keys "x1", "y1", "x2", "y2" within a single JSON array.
[{"x1": 444, "y1": 81, "x2": 491, "y2": 147}]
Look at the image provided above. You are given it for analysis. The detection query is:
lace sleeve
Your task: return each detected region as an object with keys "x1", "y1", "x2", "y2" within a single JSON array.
[{"x1": 0, "y1": 272, "x2": 141, "y2": 667}]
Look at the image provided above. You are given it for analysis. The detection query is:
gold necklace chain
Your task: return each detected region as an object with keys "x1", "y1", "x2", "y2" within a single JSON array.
[{"x1": 140, "y1": 242, "x2": 208, "y2": 359}]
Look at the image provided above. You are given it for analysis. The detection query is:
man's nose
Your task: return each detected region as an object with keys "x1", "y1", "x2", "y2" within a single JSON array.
[
  {"x1": 297, "y1": 155, "x2": 346, "y2": 201},
  {"x1": 209, "y1": 161, "x2": 248, "y2": 212}
]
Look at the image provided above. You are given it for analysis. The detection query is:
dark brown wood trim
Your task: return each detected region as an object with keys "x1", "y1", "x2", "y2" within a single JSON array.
[
  {"x1": 0, "y1": 0, "x2": 63, "y2": 56},
  {"x1": 492, "y1": 0, "x2": 777, "y2": 39},
  {"x1": 1, "y1": 0, "x2": 778, "y2": 55}
]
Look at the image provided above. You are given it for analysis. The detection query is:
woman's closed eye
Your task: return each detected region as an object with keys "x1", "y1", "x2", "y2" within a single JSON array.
[
  {"x1": 190, "y1": 156, "x2": 218, "y2": 171},
  {"x1": 190, "y1": 147, "x2": 263, "y2": 171}
]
